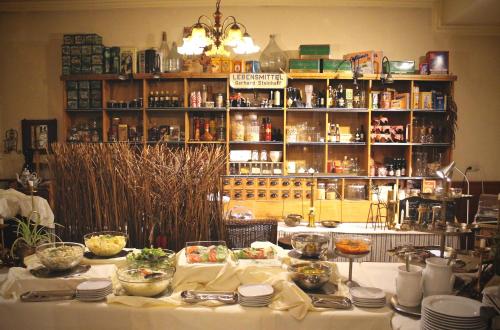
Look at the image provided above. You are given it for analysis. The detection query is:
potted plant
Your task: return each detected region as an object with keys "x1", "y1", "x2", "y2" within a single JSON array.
[{"x1": 10, "y1": 215, "x2": 59, "y2": 263}]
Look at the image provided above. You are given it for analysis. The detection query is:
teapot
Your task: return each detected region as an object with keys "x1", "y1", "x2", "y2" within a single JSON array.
[{"x1": 16, "y1": 167, "x2": 42, "y2": 188}]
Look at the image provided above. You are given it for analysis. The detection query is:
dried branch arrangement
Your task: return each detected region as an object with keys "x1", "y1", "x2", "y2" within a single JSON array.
[{"x1": 49, "y1": 143, "x2": 226, "y2": 251}]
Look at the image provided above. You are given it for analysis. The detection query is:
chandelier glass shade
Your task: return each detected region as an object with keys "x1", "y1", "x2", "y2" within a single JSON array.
[{"x1": 178, "y1": 0, "x2": 259, "y2": 57}]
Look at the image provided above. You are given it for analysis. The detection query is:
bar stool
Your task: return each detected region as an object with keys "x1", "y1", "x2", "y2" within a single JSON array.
[{"x1": 366, "y1": 186, "x2": 387, "y2": 230}]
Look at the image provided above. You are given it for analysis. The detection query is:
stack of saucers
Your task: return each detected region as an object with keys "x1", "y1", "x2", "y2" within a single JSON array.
[
  {"x1": 350, "y1": 287, "x2": 386, "y2": 308},
  {"x1": 422, "y1": 295, "x2": 487, "y2": 330},
  {"x1": 75, "y1": 279, "x2": 113, "y2": 302},
  {"x1": 238, "y1": 284, "x2": 274, "y2": 307}
]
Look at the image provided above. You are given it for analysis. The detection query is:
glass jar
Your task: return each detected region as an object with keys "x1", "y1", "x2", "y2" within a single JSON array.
[
  {"x1": 259, "y1": 34, "x2": 288, "y2": 73},
  {"x1": 326, "y1": 181, "x2": 338, "y2": 200},
  {"x1": 245, "y1": 113, "x2": 260, "y2": 142},
  {"x1": 231, "y1": 113, "x2": 245, "y2": 141},
  {"x1": 316, "y1": 182, "x2": 326, "y2": 200}
]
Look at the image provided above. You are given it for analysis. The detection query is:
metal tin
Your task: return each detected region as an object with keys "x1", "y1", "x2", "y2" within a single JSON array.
[
  {"x1": 380, "y1": 92, "x2": 391, "y2": 109},
  {"x1": 216, "y1": 93, "x2": 224, "y2": 108}
]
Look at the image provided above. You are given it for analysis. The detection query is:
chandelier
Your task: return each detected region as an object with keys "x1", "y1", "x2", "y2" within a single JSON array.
[{"x1": 178, "y1": 0, "x2": 260, "y2": 57}]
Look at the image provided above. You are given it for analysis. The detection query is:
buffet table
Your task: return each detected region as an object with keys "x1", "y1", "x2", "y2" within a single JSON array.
[
  {"x1": 278, "y1": 223, "x2": 461, "y2": 262},
  {"x1": 0, "y1": 262, "x2": 418, "y2": 330}
]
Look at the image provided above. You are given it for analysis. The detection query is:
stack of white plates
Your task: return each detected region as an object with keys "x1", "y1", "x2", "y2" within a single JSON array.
[
  {"x1": 350, "y1": 287, "x2": 386, "y2": 308},
  {"x1": 238, "y1": 284, "x2": 274, "y2": 307},
  {"x1": 76, "y1": 279, "x2": 113, "y2": 302},
  {"x1": 422, "y1": 295, "x2": 487, "y2": 330}
]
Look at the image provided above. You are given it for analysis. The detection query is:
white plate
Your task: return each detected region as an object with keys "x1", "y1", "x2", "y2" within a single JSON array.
[
  {"x1": 422, "y1": 316, "x2": 486, "y2": 330},
  {"x1": 350, "y1": 287, "x2": 385, "y2": 300},
  {"x1": 423, "y1": 295, "x2": 482, "y2": 318},
  {"x1": 238, "y1": 284, "x2": 274, "y2": 297},
  {"x1": 423, "y1": 312, "x2": 484, "y2": 327},
  {"x1": 77, "y1": 280, "x2": 112, "y2": 291},
  {"x1": 424, "y1": 308, "x2": 482, "y2": 323}
]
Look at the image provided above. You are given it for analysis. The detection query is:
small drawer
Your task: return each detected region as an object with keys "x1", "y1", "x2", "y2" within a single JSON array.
[
  {"x1": 257, "y1": 190, "x2": 268, "y2": 200},
  {"x1": 257, "y1": 178, "x2": 268, "y2": 187},
  {"x1": 232, "y1": 178, "x2": 244, "y2": 187},
  {"x1": 281, "y1": 190, "x2": 291, "y2": 199},
  {"x1": 245, "y1": 178, "x2": 255, "y2": 187},
  {"x1": 245, "y1": 189, "x2": 256, "y2": 200},
  {"x1": 269, "y1": 178, "x2": 279, "y2": 187},
  {"x1": 232, "y1": 189, "x2": 243, "y2": 200},
  {"x1": 293, "y1": 190, "x2": 303, "y2": 199},
  {"x1": 269, "y1": 190, "x2": 279, "y2": 199},
  {"x1": 281, "y1": 179, "x2": 291, "y2": 187}
]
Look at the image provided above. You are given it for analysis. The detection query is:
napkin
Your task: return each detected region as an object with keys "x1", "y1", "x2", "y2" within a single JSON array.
[{"x1": 108, "y1": 242, "x2": 348, "y2": 320}]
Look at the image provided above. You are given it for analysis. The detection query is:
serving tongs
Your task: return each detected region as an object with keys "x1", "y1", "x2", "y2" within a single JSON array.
[
  {"x1": 21, "y1": 290, "x2": 76, "y2": 302},
  {"x1": 309, "y1": 294, "x2": 352, "y2": 309},
  {"x1": 181, "y1": 290, "x2": 238, "y2": 304}
]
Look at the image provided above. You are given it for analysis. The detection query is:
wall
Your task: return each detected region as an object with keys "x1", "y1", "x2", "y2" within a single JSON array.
[{"x1": 0, "y1": 5, "x2": 499, "y2": 181}]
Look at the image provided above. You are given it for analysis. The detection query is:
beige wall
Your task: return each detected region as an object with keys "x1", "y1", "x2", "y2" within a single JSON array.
[{"x1": 0, "y1": 5, "x2": 499, "y2": 180}]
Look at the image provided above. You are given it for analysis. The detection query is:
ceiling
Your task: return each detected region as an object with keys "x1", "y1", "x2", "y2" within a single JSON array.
[{"x1": 0, "y1": 0, "x2": 498, "y2": 35}]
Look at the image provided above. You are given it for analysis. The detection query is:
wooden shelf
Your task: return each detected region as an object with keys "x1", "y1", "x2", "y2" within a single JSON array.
[
  {"x1": 66, "y1": 109, "x2": 103, "y2": 112},
  {"x1": 229, "y1": 107, "x2": 284, "y2": 111},
  {"x1": 229, "y1": 141, "x2": 283, "y2": 145},
  {"x1": 62, "y1": 70, "x2": 456, "y2": 223}
]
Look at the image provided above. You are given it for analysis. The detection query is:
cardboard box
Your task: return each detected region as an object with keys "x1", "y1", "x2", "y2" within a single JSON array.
[
  {"x1": 420, "y1": 92, "x2": 433, "y2": 110},
  {"x1": 343, "y1": 50, "x2": 383, "y2": 74},
  {"x1": 118, "y1": 124, "x2": 128, "y2": 141},
  {"x1": 422, "y1": 180, "x2": 436, "y2": 194},
  {"x1": 412, "y1": 86, "x2": 420, "y2": 109},
  {"x1": 321, "y1": 59, "x2": 352, "y2": 73},
  {"x1": 426, "y1": 51, "x2": 449, "y2": 74},
  {"x1": 245, "y1": 60, "x2": 260, "y2": 73},
  {"x1": 221, "y1": 58, "x2": 231, "y2": 73},
  {"x1": 289, "y1": 59, "x2": 320, "y2": 73},
  {"x1": 210, "y1": 57, "x2": 221, "y2": 73},
  {"x1": 120, "y1": 47, "x2": 137, "y2": 74},
  {"x1": 299, "y1": 44, "x2": 332, "y2": 59},
  {"x1": 231, "y1": 59, "x2": 243, "y2": 73}
]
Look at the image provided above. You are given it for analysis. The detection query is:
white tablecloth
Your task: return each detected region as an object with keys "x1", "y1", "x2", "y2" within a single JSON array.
[
  {"x1": 0, "y1": 262, "x2": 421, "y2": 330},
  {"x1": 278, "y1": 222, "x2": 461, "y2": 262}
]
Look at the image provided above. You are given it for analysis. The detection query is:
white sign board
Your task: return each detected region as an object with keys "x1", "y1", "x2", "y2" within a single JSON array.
[{"x1": 230, "y1": 73, "x2": 286, "y2": 89}]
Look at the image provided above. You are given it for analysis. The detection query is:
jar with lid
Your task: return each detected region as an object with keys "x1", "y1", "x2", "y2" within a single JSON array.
[
  {"x1": 216, "y1": 114, "x2": 225, "y2": 141},
  {"x1": 326, "y1": 181, "x2": 338, "y2": 200},
  {"x1": 231, "y1": 113, "x2": 245, "y2": 141},
  {"x1": 245, "y1": 113, "x2": 260, "y2": 142},
  {"x1": 316, "y1": 182, "x2": 326, "y2": 200}
]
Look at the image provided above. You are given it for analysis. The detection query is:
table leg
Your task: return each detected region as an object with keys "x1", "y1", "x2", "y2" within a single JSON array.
[{"x1": 439, "y1": 233, "x2": 445, "y2": 258}]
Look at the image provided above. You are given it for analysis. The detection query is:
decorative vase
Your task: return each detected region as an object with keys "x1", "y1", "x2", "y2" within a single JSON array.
[{"x1": 259, "y1": 34, "x2": 287, "y2": 73}]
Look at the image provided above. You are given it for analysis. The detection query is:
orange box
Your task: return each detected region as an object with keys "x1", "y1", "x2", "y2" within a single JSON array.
[
  {"x1": 232, "y1": 59, "x2": 243, "y2": 73},
  {"x1": 210, "y1": 57, "x2": 221, "y2": 73},
  {"x1": 221, "y1": 58, "x2": 231, "y2": 73},
  {"x1": 343, "y1": 50, "x2": 383, "y2": 74}
]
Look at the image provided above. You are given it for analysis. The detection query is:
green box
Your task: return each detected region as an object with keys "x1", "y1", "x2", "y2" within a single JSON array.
[
  {"x1": 321, "y1": 59, "x2": 352, "y2": 73},
  {"x1": 383, "y1": 60, "x2": 416, "y2": 74},
  {"x1": 289, "y1": 59, "x2": 320, "y2": 73},
  {"x1": 299, "y1": 44, "x2": 331, "y2": 56}
]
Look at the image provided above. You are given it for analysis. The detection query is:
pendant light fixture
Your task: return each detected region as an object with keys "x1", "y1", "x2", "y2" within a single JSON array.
[{"x1": 178, "y1": 0, "x2": 259, "y2": 57}]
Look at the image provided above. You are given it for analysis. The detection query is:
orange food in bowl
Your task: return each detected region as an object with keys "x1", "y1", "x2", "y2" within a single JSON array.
[{"x1": 335, "y1": 238, "x2": 370, "y2": 255}]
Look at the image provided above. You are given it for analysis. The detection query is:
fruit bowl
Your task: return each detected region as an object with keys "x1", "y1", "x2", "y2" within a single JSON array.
[{"x1": 84, "y1": 231, "x2": 127, "y2": 257}]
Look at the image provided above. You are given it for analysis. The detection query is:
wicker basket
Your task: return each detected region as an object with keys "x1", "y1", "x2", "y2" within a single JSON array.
[{"x1": 224, "y1": 219, "x2": 278, "y2": 249}]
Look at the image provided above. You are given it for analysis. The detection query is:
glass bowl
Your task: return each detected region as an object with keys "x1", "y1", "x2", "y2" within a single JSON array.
[
  {"x1": 126, "y1": 248, "x2": 176, "y2": 270},
  {"x1": 291, "y1": 233, "x2": 329, "y2": 258},
  {"x1": 36, "y1": 242, "x2": 85, "y2": 271},
  {"x1": 84, "y1": 231, "x2": 127, "y2": 257},
  {"x1": 334, "y1": 235, "x2": 372, "y2": 256},
  {"x1": 117, "y1": 267, "x2": 174, "y2": 297},
  {"x1": 288, "y1": 262, "x2": 332, "y2": 290}
]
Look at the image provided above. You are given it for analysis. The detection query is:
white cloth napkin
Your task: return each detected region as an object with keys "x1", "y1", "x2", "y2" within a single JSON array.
[{"x1": 0, "y1": 189, "x2": 54, "y2": 228}]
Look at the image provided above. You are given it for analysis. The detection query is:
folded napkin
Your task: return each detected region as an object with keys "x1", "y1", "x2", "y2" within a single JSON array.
[
  {"x1": 0, "y1": 263, "x2": 116, "y2": 299},
  {"x1": 108, "y1": 242, "x2": 348, "y2": 320}
]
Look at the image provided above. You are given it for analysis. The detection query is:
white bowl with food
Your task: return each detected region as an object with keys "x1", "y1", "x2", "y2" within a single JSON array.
[
  {"x1": 84, "y1": 231, "x2": 127, "y2": 257},
  {"x1": 36, "y1": 242, "x2": 85, "y2": 271},
  {"x1": 117, "y1": 267, "x2": 175, "y2": 297}
]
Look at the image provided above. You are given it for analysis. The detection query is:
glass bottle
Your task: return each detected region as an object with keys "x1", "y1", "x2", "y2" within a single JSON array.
[
  {"x1": 353, "y1": 83, "x2": 362, "y2": 108},
  {"x1": 259, "y1": 34, "x2": 288, "y2": 73},
  {"x1": 201, "y1": 121, "x2": 213, "y2": 141},
  {"x1": 336, "y1": 83, "x2": 345, "y2": 108},
  {"x1": 166, "y1": 41, "x2": 182, "y2": 73},
  {"x1": 216, "y1": 114, "x2": 225, "y2": 141},
  {"x1": 159, "y1": 31, "x2": 170, "y2": 73}
]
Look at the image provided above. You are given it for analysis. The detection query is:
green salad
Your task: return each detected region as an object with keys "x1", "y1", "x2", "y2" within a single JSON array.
[{"x1": 126, "y1": 248, "x2": 176, "y2": 269}]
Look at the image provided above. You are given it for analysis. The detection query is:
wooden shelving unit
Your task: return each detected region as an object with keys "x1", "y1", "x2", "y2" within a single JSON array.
[{"x1": 61, "y1": 72, "x2": 457, "y2": 221}]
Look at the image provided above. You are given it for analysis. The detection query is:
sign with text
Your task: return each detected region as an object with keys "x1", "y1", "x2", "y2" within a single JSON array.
[{"x1": 229, "y1": 73, "x2": 286, "y2": 89}]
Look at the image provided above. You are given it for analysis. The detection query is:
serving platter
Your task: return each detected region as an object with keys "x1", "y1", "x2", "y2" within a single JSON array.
[
  {"x1": 84, "y1": 250, "x2": 128, "y2": 259},
  {"x1": 390, "y1": 295, "x2": 421, "y2": 317},
  {"x1": 30, "y1": 264, "x2": 91, "y2": 278}
]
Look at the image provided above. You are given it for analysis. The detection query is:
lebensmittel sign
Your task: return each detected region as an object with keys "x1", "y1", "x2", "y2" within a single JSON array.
[{"x1": 229, "y1": 73, "x2": 286, "y2": 89}]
